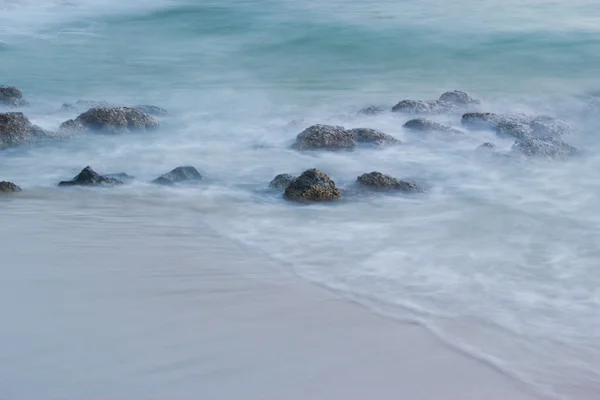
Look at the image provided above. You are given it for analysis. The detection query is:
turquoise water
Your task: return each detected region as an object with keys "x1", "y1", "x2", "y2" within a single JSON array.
[{"x1": 3, "y1": 1, "x2": 600, "y2": 399}]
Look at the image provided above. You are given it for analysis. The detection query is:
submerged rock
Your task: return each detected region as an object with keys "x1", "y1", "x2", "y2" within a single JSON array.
[
  {"x1": 0, "y1": 86, "x2": 28, "y2": 107},
  {"x1": 269, "y1": 173, "x2": 295, "y2": 190},
  {"x1": 403, "y1": 118, "x2": 462, "y2": 135},
  {"x1": 511, "y1": 136, "x2": 578, "y2": 159},
  {"x1": 60, "y1": 100, "x2": 111, "y2": 113},
  {"x1": 59, "y1": 166, "x2": 123, "y2": 187},
  {"x1": 356, "y1": 172, "x2": 423, "y2": 192},
  {"x1": 439, "y1": 90, "x2": 480, "y2": 106},
  {"x1": 0, "y1": 112, "x2": 48, "y2": 148},
  {"x1": 463, "y1": 112, "x2": 570, "y2": 139},
  {"x1": 392, "y1": 100, "x2": 457, "y2": 115},
  {"x1": 60, "y1": 107, "x2": 158, "y2": 134},
  {"x1": 0, "y1": 181, "x2": 21, "y2": 193},
  {"x1": 134, "y1": 105, "x2": 168, "y2": 116},
  {"x1": 284, "y1": 169, "x2": 341, "y2": 202},
  {"x1": 292, "y1": 124, "x2": 355, "y2": 151},
  {"x1": 476, "y1": 142, "x2": 496, "y2": 151},
  {"x1": 348, "y1": 128, "x2": 400, "y2": 146},
  {"x1": 152, "y1": 166, "x2": 204, "y2": 185},
  {"x1": 357, "y1": 105, "x2": 386, "y2": 116},
  {"x1": 105, "y1": 172, "x2": 135, "y2": 182}
]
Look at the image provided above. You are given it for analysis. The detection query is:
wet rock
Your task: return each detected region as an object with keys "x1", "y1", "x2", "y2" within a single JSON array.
[
  {"x1": 134, "y1": 105, "x2": 168, "y2": 116},
  {"x1": 292, "y1": 124, "x2": 355, "y2": 151},
  {"x1": 356, "y1": 172, "x2": 423, "y2": 192},
  {"x1": 60, "y1": 107, "x2": 158, "y2": 134},
  {"x1": 284, "y1": 169, "x2": 341, "y2": 202},
  {"x1": 439, "y1": 90, "x2": 480, "y2": 106},
  {"x1": 152, "y1": 166, "x2": 204, "y2": 186},
  {"x1": 0, "y1": 112, "x2": 48, "y2": 148},
  {"x1": 348, "y1": 128, "x2": 400, "y2": 146},
  {"x1": 461, "y1": 113, "x2": 504, "y2": 130},
  {"x1": 0, "y1": 86, "x2": 28, "y2": 107},
  {"x1": 357, "y1": 105, "x2": 386, "y2": 116},
  {"x1": 392, "y1": 100, "x2": 457, "y2": 115},
  {"x1": 0, "y1": 181, "x2": 21, "y2": 193},
  {"x1": 496, "y1": 120, "x2": 533, "y2": 139},
  {"x1": 476, "y1": 142, "x2": 496, "y2": 151},
  {"x1": 511, "y1": 137, "x2": 579, "y2": 159},
  {"x1": 403, "y1": 118, "x2": 462, "y2": 135},
  {"x1": 269, "y1": 173, "x2": 295, "y2": 190},
  {"x1": 530, "y1": 116, "x2": 570, "y2": 137},
  {"x1": 58, "y1": 166, "x2": 123, "y2": 187}
]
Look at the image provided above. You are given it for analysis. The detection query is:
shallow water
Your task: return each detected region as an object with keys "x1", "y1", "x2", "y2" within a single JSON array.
[{"x1": 2, "y1": 0, "x2": 600, "y2": 398}]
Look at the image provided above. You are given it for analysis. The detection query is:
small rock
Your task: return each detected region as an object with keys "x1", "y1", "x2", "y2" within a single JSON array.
[
  {"x1": 403, "y1": 118, "x2": 462, "y2": 135},
  {"x1": 511, "y1": 137, "x2": 579, "y2": 159},
  {"x1": 476, "y1": 142, "x2": 496, "y2": 151},
  {"x1": 0, "y1": 181, "x2": 21, "y2": 192},
  {"x1": 105, "y1": 172, "x2": 135, "y2": 181},
  {"x1": 356, "y1": 172, "x2": 423, "y2": 192},
  {"x1": 134, "y1": 105, "x2": 168, "y2": 116},
  {"x1": 152, "y1": 166, "x2": 204, "y2": 185},
  {"x1": 348, "y1": 128, "x2": 400, "y2": 146},
  {"x1": 461, "y1": 112, "x2": 503, "y2": 130},
  {"x1": 292, "y1": 124, "x2": 355, "y2": 151},
  {"x1": 284, "y1": 169, "x2": 341, "y2": 202},
  {"x1": 0, "y1": 86, "x2": 28, "y2": 107},
  {"x1": 357, "y1": 105, "x2": 386, "y2": 116},
  {"x1": 392, "y1": 100, "x2": 457, "y2": 115},
  {"x1": 0, "y1": 112, "x2": 48, "y2": 148},
  {"x1": 269, "y1": 173, "x2": 295, "y2": 190},
  {"x1": 439, "y1": 90, "x2": 480, "y2": 106},
  {"x1": 60, "y1": 107, "x2": 158, "y2": 134},
  {"x1": 59, "y1": 166, "x2": 123, "y2": 186}
]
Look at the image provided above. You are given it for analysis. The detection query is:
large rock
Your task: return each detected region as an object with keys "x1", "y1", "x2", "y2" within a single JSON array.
[
  {"x1": 463, "y1": 113, "x2": 570, "y2": 138},
  {"x1": 356, "y1": 172, "x2": 423, "y2": 192},
  {"x1": 59, "y1": 166, "x2": 123, "y2": 186},
  {"x1": 511, "y1": 137, "x2": 578, "y2": 159},
  {"x1": 403, "y1": 118, "x2": 463, "y2": 135},
  {"x1": 134, "y1": 105, "x2": 168, "y2": 116},
  {"x1": 0, "y1": 181, "x2": 21, "y2": 193},
  {"x1": 439, "y1": 90, "x2": 480, "y2": 106},
  {"x1": 292, "y1": 124, "x2": 355, "y2": 151},
  {"x1": 152, "y1": 166, "x2": 204, "y2": 185},
  {"x1": 348, "y1": 128, "x2": 400, "y2": 146},
  {"x1": 0, "y1": 86, "x2": 28, "y2": 107},
  {"x1": 392, "y1": 100, "x2": 457, "y2": 115},
  {"x1": 0, "y1": 112, "x2": 48, "y2": 148},
  {"x1": 269, "y1": 173, "x2": 295, "y2": 190},
  {"x1": 60, "y1": 107, "x2": 159, "y2": 134},
  {"x1": 461, "y1": 112, "x2": 505, "y2": 130},
  {"x1": 284, "y1": 169, "x2": 341, "y2": 202}
]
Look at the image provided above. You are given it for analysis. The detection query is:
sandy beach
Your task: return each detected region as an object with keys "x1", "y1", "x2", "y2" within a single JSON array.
[{"x1": 0, "y1": 198, "x2": 541, "y2": 400}]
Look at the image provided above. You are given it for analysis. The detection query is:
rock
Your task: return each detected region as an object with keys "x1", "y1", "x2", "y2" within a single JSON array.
[
  {"x1": 152, "y1": 166, "x2": 204, "y2": 185},
  {"x1": 461, "y1": 112, "x2": 504, "y2": 130},
  {"x1": 348, "y1": 128, "x2": 400, "y2": 146},
  {"x1": 403, "y1": 118, "x2": 462, "y2": 135},
  {"x1": 511, "y1": 137, "x2": 579, "y2": 159},
  {"x1": 392, "y1": 100, "x2": 457, "y2": 115},
  {"x1": 269, "y1": 173, "x2": 295, "y2": 190},
  {"x1": 463, "y1": 113, "x2": 570, "y2": 139},
  {"x1": 476, "y1": 142, "x2": 496, "y2": 151},
  {"x1": 357, "y1": 105, "x2": 386, "y2": 116},
  {"x1": 0, "y1": 86, "x2": 28, "y2": 107},
  {"x1": 134, "y1": 105, "x2": 168, "y2": 116},
  {"x1": 284, "y1": 169, "x2": 341, "y2": 202},
  {"x1": 60, "y1": 107, "x2": 158, "y2": 134},
  {"x1": 58, "y1": 166, "x2": 123, "y2": 186},
  {"x1": 356, "y1": 172, "x2": 423, "y2": 192},
  {"x1": 0, "y1": 181, "x2": 21, "y2": 192},
  {"x1": 292, "y1": 124, "x2": 355, "y2": 151},
  {"x1": 496, "y1": 120, "x2": 533, "y2": 139},
  {"x1": 439, "y1": 90, "x2": 480, "y2": 106},
  {"x1": 60, "y1": 100, "x2": 110, "y2": 113},
  {"x1": 530, "y1": 116, "x2": 570, "y2": 137},
  {"x1": 0, "y1": 112, "x2": 48, "y2": 148},
  {"x1": 105, "y1": 172, "x2": 135, "y2": 181}
]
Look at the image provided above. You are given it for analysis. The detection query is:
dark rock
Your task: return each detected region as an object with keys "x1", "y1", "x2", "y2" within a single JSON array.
[
  {"x1": 392, "y1": 100, "x2": 457, "y2": 115},
  {"x1": 58, "y1": 166, "x2": 123, "y2": 187},
  {"x1": 284, "y1": 169, "x2": 341, "y2": 202},
  {"x1": 356, "y1": 172, "x2": 423, "y2": 192},
  {"x1": 403, "y1": 118, "x2": 462, "y2": 135},
  {"x1": 0, "y1": 181, "x2": 21, "y2": 193},
  {"x1": 134, "y1": 105, "x2": 168, "y2": 116},
  {"x1": 439, "y1": 90, "x2": 480, "y2": 106},
  {"x1": 152, "y1": 166, "x2": 204, "y2": 186},
  {"x1": 511, "y1": 137, "x2": 579, "y2": 159},
  {"x1": 60, "y1": 107, "x2": 158, "y2": 134},
  {"x1": 357, "y1": 105, "x2": 386, "y2": 116},
  {"x1": 0, "y1": 86, "x2": 28, "y2": 107},
  {"x1": 496, "y1": 120, "x2": 533, "y2": 139},
  {"x1": 0, "y1": 112, "x2": 48, "y2": 148},
  {"x1": 476, "y1": 142, "x2": 496, "y2": 151},
  {"x1": 269, "y1": 173, "x2": 295, "y2": 190},
  {"x1": 461, "y1": 113, "x2": 504, "y2": 130},
  {"x1": 348, "y1": 128, "x2": 400, "y2": 146},
  {"x1": 292, "y1": 124, "x2": 355, "y2": 151}
]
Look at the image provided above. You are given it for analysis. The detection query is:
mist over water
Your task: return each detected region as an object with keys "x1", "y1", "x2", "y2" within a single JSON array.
[{"x1": 2, "y1": 0, "x2": 600, "y2": 399}]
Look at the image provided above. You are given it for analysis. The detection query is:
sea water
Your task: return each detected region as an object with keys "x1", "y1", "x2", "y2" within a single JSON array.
[{"x1": 2, "y1": 0, "x2": 600, "y2": 398}]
